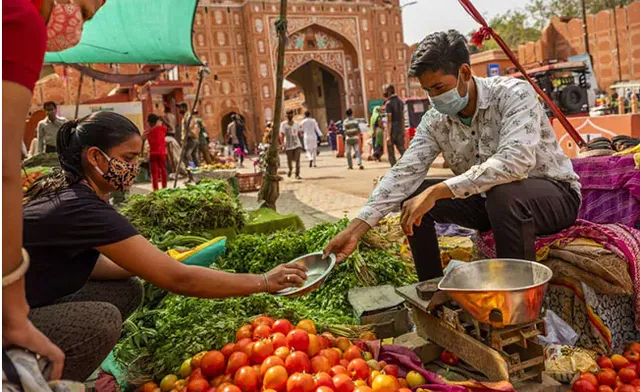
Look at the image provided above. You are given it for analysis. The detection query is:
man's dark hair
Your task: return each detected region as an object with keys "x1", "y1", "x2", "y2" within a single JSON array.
[
  {"x1": 43, "y1": 101, "x2": 57, "y2": 110},
  {"x1": 384, "y1": 85, "x2": 395, "y2": 95},
  {"x1": 147, "y1": 113, "x2": 160, "y2": 125},
  {"x1": 345, "y1": 108, "x2": 353, "y2": 117},
  {"x1": 408, "y1": 30, "x2": 470, "y2": 78},
  {"x1": 286, "y1": 109, "x2": 294, "y2": 116},
  {"x1": 304, "y1": 110, "x2": 311, "y2": 117}
]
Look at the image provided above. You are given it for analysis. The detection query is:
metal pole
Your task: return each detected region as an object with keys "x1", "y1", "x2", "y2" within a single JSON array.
[
  {"x1": 74, "y1": 72, "x2": 84, "y2": 119},
  {"x1": 172, "y1": 66, "x2": 210, "y2": 188},
  {"x1": 580, "y1": 0, "x2": 590, "y2": 56}
]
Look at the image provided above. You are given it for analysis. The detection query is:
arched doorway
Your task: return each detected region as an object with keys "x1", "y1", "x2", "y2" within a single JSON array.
[
  {"x1": 277, "y1": 23, "x2": 364, "y2": 131},
  {"x1": 285, "y1": 60, "x2": 345, "y2": 131},
  {"x1": 221, "y1": 112, "x2": 246, "y2": 143}
]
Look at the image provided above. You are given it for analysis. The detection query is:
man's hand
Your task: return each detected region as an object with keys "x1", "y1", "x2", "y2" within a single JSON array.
[
  {"x1": 3, "y1": 317, "x2": 65, "y2": 380},
  {"x1": 323, "y1": 219, "x2": 370, "y2": 263},
  {"x1": 400, "y1": 182, "x2": 453, "y2": 236}
]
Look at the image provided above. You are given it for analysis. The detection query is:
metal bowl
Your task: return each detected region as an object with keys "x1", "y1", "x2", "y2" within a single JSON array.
[
  {"x1": 273, "y1": 252, "x2": 336, "y2": 298},
  {"x1": 437, "y1": 259, "x2": 552, "y2": 327}
]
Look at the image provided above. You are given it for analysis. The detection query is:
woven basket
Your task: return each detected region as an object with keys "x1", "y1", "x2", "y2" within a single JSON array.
[
  {"x1": 237, "y1": 172, "x2": 263, "y2": 192},
  {"x1": 191, "y1": 169, "x2": 237, "y2": 182}
]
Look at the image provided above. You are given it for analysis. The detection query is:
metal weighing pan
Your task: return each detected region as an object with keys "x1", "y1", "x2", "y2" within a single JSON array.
[
  {"x1": 438, "y1": 259, "x2": 552, "y2": 327},
  {"x1": 273, "y1": 252, "x2": 336, "y2": 298}
]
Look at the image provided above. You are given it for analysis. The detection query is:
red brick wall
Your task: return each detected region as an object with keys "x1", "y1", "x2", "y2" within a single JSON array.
[{"x1": 517, "y1": 1, "x2": 640, "y2": 90}]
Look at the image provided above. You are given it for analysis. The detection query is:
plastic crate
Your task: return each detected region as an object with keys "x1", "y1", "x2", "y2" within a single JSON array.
[{"x1": 236, "y1": 172, "x2": 263, "y2": 193}]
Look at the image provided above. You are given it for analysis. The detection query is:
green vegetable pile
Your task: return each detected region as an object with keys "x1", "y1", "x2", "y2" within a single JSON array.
[
  {"x1": 120, "y1": 180, "x2": 246, "y2": 242},
  {"x1": 23, "y1": 152, "x2": 60, "y2": 168},
  {"x1": 112, "y1": 219, "x2": 417, "y2": 385}
]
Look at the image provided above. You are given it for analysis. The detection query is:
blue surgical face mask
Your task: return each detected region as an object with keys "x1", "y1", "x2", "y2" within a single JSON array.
[{"x1": 428, "y1": 73, "x2": 469, "y2": 116}]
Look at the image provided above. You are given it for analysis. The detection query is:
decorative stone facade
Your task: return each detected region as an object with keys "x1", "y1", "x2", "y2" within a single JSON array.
[{"x1": 33, "y1": 0, "x2": 408, "y2": 146}]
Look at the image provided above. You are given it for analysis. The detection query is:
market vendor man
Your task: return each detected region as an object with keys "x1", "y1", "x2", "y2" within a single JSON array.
[
  {"x1": 21, "y1": 111, "x2": 307, "y2": 381},
  {"x1": 324, "y1": 30, "x2": 581, "y2": 281}
]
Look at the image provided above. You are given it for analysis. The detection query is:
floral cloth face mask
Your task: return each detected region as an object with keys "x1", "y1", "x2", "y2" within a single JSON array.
[{"x1": 46, "y1": 2, "x2": 84, "y2": 52}]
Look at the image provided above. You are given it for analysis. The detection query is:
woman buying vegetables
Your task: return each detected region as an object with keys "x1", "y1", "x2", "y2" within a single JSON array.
[{"x1": 21, "y1": 111, "x2": 307, "y2": 382}]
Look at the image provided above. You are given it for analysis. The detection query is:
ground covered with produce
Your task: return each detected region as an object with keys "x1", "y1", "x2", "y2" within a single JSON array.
[{"x1": 111, "y1": 180, "x2": 417, "y2": 389}]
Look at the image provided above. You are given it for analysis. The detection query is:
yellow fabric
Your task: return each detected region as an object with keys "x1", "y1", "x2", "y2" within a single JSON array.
[
  {"x1": 613, "y1": 143, "x2": 640, "y2": 156},
  {"x1": 166, "y1": 237, "x2": 225, "y2": 262},
  {"x1": 534, "y1": 237, "x2": 603, "y2": 261},
  {"x1": 635, "y1": 153, "x2": 640, "y2": 169}
]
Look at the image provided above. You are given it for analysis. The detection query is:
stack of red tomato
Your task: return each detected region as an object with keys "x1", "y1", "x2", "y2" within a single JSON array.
[
  {"x1": 571, "y1": 342, "x2": 640, "y2": 392},
  {"x1": 141, "y1": 318, "x2": 414, "y2": 392}
]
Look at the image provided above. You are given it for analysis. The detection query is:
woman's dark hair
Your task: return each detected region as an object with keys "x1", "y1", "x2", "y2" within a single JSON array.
[
  {"x1": 24, "y1": 111, "x2": 141, "y2": 203},
  {"x1": 147, "y1": 113, "x2": 160, "y2": 126},
  {"x1": 408, "y1": 30, "x2": 470, "y2": 78},
  {"x1": 345, "y1": 108, "x2": 353, "y2": 117}
]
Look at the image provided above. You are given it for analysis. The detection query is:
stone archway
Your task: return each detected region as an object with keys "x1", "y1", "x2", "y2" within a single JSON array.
[
  {"x1": 285, "y1": 60, "x2": 346, "y2": 131},
  {"x1": 277, "y1": 23, "x2": 363, "y2": 129}
]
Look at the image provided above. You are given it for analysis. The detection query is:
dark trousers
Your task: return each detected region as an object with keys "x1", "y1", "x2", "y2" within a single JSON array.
[
  {"x1": 30, "y1": 279, "x2": 143, "y2": 381},
  {"x1": 387, "y1": 133, "x2": 406, "y2": 166},
  {"x1": 405, "y1": 178, "x2": 581, "y2": 281},
  {"x1": 184, "y1": 137, "x2": 199, "y2": 167},
  {"x1": 286, "y1": 147, "x2": 301, "y2": 177}
]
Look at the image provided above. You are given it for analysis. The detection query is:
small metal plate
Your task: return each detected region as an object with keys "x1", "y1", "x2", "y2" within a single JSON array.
[{"x1": 273, "y1": 252, "x2": 336, "y2": 297}]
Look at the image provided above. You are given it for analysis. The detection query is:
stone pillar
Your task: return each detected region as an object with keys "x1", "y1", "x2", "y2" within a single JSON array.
[{"x1": 619, "y1": 96, "x2": 626, "y2": 114}]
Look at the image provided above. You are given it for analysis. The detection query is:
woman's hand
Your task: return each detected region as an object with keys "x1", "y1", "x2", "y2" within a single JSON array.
[
  {"x1": 264, "y1": 263, "x2": 307, "y2": 292},
  {"x1": 3, "y1": 318, "x2": 65, "y2": 380}
]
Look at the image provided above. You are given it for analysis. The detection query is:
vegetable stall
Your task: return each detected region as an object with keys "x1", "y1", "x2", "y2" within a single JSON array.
[{"x1": 102, "y1": 180, "x2": 419, "y2": 391}]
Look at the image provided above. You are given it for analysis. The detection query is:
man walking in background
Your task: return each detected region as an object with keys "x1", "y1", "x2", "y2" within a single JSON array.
[
  {"x1": 194, "y1": 110, "x2": 213, "y2": 164},
  {"x1": 383, "y1": 84, "x2": 406, "y2": 166},
  {"x1": 280, "y1": 110, "x2": 303, "y2": 179},
  {"x1": 343, "y1": 108, "x2": 364, "y2": 170},
  {"x1": 301, "y1": 110, "x2": 321, "y2": 168},
  {"x1": 36, "y1": 101, "x2": 66, "y2": 154},
  {"x1": 178, "y1": 102, "x2": 199, "y2": 168}
]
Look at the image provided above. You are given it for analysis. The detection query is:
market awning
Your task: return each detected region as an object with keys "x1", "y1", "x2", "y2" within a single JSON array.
[{"x1": 44, "y1": 0, "x2": 202, "y2": 65}]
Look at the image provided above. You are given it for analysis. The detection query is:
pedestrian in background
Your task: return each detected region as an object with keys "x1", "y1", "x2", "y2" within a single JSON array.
[
  {"x1": 177, "y1": 102, "x2": 199, "y2": 168},
  {"x1": 194, "y1": 110, "x2": 213, "y2": 164},
  {"x1": 343, "y1": 108, "x2": 364, "y2": 170},
  {"x1": 36, "y1": 101, "x2": 66, "y2": 154},
  {"x1": 280, "y1": 110, "x2": 303, "y2": 179},
  {"x1": 383, "y1": 84, "x2": 406, "y2": 166},
  {"x1": 145, "y1": 114, "x2": 168, "y2": 191},
  {"x1": 327, "y1": 120, "x2": 338, "y2": 151},
  {"x1": 301, "y1": 110, "x2": 321, "y2": 168}
]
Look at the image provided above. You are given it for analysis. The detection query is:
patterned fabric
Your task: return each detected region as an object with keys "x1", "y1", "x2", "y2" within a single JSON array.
[
  {"x1": 357, "y1": 76, "x2": 580, "y2": 227},
  {"x1": 98, "y1": 151, "x2": 140, "y2": 192},
  {"x1": 571, "y1": 155, "x2": 640, "y2": 227},
  {"x1": 547, "y1": 245, "x2": 633, "y2": 295},
  {"x1": 45, "y1": 3, "x2": 83, "y2": 52},
  {"x1": 343, "y1": 116, "x2": 360, "y2": 143},
  {"x1": 547, "y1": 278, "x2": 640, "y2": 354},
  {"x1": 2, "y1": 349, "x2": 84, "y2": 392},
  {"x1": 475, "y1": 219, "x2": 640, "y2": 330}
]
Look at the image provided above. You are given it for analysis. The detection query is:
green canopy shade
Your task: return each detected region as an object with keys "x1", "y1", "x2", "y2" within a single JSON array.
[{"x1": 44, "y1": 0, "x2": 202, "y2": 65}]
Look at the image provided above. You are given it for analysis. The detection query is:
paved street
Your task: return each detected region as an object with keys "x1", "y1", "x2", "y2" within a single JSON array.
[
  {"x1": 131, "y1": 146, "x2": 452, "y2": 228},
  {"x1": 238, "y1": 146, "x2": 453, "y2": 227}
]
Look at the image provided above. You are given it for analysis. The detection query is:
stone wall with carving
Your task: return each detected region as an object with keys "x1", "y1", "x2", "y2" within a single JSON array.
[{"x1": 33, "y1": 0, "x2": 407, "y2": 146}]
